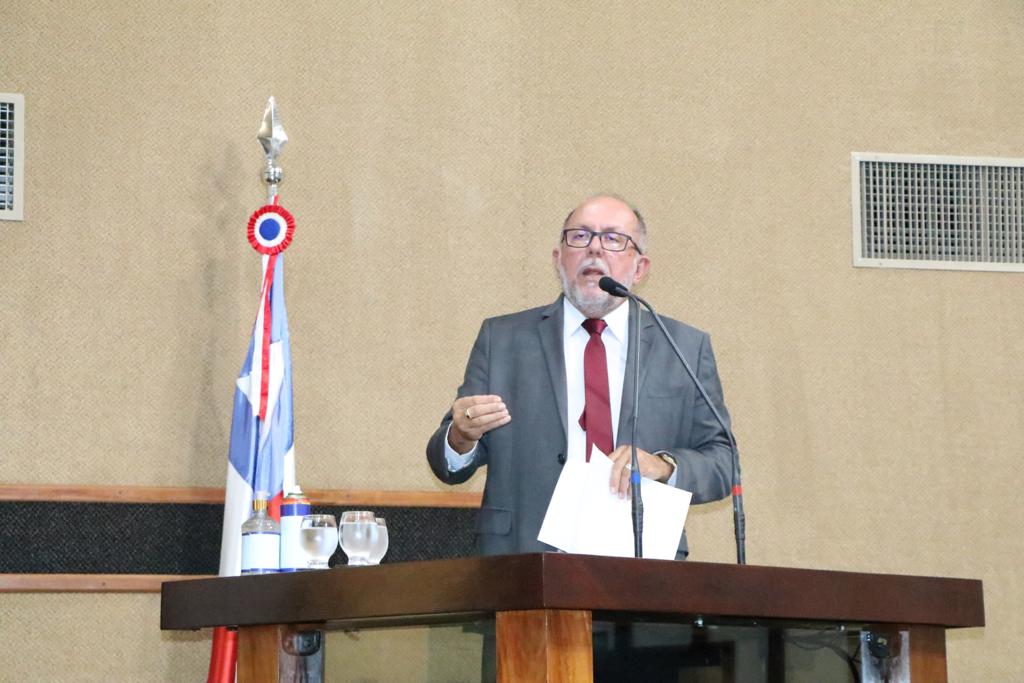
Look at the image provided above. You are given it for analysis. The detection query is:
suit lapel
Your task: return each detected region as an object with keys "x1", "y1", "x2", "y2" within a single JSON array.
[
  {"x1": 617, "y1": 298, "x2": 655, "y2": 445},
  {"x1": 537, "y1": 297, "x2": 568, "y2": 440}
]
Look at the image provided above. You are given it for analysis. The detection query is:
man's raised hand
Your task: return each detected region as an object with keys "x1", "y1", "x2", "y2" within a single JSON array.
[{"x1": 448, "y1": 395, "x2": 511, "y2": 453}]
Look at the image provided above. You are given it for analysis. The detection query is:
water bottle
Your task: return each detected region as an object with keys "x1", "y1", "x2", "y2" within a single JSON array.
[{"x1": 241, "y1": 491, "x2": 280, "y2": 575}]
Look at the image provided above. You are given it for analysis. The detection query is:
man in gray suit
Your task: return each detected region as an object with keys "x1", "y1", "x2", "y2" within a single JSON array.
[{"x1": 426, "y1": 195, "x2": 734, "y2": 559}]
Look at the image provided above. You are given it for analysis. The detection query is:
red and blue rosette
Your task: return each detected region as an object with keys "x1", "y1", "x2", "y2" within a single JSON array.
[{"x1": 247, "y1": 203, "x2": 295, "y2": 255}]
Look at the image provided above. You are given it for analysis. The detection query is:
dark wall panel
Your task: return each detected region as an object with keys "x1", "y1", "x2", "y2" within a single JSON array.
[{"x1": 0, "y1": 502, "x2": 477, "y2": 573}]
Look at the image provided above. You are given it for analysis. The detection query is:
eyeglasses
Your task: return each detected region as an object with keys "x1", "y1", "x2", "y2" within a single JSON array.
[{"x1": 561, "y1": 228, "x2": 643, "y2": 254}]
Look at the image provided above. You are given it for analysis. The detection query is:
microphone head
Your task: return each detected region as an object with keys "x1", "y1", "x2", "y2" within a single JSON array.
[{"x1": 599, "y1": 276, "x2": 630, "y2": 297}]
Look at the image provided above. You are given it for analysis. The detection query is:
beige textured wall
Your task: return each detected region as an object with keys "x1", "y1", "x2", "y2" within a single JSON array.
[
  {"x1": 2, "y1": 594, "x2": 209, "y2": 682},
  {"x1": 1, "y1": 1, "x2": 1021, "y2": 680}
]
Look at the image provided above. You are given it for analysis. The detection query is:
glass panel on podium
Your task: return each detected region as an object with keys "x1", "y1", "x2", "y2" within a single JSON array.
[
  {"x1": 316, "y1": 617, "x2": 908, "y2": 682},
  {"x1": 322, "y1": 618, "x2": 494, "y2": 683},
  {"x1": 590, "y1": 617, "x2": 909, "y2": 683}
]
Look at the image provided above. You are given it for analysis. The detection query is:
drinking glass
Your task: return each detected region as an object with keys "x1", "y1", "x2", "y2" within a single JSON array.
[
  {"x1": 367, "y1": 517, "x2": 389, "y2": 565},
  {"x1": 339, "y1": 511, "x2": 378, "y2": 566},
  {"x1": 299, "y1": 514, "x2": 338, "y2": 570}
]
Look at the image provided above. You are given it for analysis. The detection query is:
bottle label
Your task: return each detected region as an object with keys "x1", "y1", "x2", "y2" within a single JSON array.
[{"x1": 241, "y1": 531, "x2": 280, "y2": 573}]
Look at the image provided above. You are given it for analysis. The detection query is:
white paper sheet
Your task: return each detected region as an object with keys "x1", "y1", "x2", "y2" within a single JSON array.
[{"x1": 537, "y1": 448, "x2": 692, "y2": 559}]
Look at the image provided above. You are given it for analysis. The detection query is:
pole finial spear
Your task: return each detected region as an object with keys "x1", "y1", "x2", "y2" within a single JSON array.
[{"x1": 257, "y1": 97, "x2": 288, "y2": 195}]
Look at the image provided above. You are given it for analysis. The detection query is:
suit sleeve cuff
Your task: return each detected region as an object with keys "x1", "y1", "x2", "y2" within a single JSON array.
[{"x1": 444, "y1": 424, "x2": 477, "y2": 471}]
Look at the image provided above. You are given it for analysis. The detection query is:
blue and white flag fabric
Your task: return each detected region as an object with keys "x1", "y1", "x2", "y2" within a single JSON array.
[{"x1": 217, "y1": 251, "x2": 296, "y2": 576}]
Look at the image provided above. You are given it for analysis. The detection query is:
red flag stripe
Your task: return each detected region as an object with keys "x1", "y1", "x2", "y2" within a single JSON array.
[{"x1": 257, "y1": 254, "x2": 277, "y2": 420}]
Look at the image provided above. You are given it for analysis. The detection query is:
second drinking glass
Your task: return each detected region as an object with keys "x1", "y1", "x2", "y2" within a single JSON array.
[{"x1": 339, "y1": 511, "x2": 378, "y2": 566}]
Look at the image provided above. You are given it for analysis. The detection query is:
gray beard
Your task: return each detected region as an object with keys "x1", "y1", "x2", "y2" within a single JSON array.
[{"x1": 558, "y1": 266, "x2": 627, "y2": 318}]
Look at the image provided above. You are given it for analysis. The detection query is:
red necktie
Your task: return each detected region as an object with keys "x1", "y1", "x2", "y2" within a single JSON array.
[{"x1": 579, "y1": 318, "x2": 613, "y2": 462}]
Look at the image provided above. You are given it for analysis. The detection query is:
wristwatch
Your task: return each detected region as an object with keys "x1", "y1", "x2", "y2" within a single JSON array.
[{"x1": 654, "y1": 451, "x2": 677, "y2": 482}]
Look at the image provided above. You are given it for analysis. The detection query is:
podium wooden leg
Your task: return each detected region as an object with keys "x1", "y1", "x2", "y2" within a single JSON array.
[
  {"x1": 496, "y1": 609, "x2": 593, "y2": 683},
  {"x1": 910, "y1": 626, "x2": 947, "y2": 683},
  {"x1": 237, "y1": 624, "x2": 280, "y2": 683}
]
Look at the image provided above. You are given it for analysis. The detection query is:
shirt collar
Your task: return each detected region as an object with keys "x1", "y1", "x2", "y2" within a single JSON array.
[{"x1": 562, "y1": 297, "x2": 630, "y2": 343}]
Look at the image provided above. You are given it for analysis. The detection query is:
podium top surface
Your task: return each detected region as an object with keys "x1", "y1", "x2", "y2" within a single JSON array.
[{"x1": 160, "y1": 553, "x2": 984, "y2": 631}]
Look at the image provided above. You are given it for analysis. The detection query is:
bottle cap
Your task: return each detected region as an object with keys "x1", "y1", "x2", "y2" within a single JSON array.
[{"x1": 252, "y1": 490, "x2": 270, "y2": 512}]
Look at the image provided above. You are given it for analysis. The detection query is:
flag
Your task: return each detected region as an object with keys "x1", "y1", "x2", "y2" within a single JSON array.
[{"x1": 208, "y1": 251, "x2": 296, "y2": 683}]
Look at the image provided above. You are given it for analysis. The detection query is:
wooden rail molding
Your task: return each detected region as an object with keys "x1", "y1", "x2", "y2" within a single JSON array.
[
  {"x1": 0, "y1": 484, "x2": 483, "y2": 508},
  {"x1": 0, "y1": 574, "x2": 215, "y2": 593}
]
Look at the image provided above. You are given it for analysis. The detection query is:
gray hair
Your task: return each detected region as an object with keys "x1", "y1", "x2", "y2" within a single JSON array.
[{"x1": 560, "y1": 194, "x2": 648, "y2": 252}]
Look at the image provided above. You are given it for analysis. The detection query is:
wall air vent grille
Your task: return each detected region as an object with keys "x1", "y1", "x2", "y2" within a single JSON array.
[
  {"x1": 852, "y1": 152, "x2": 1024, "y2": 272},
  {"x1": 0, "y1": 93, "x2": 24, "y2": 221}
]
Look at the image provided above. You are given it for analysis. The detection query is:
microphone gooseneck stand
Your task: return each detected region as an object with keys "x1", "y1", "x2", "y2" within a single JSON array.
[
  {"x1": 601, "y1": 277, "x2": 746, "y2": 565},
  {"x1": 629, "y1": 297, "x2": 643, "y2": 558}
]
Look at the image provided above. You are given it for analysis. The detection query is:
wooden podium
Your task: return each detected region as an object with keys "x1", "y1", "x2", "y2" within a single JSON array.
[{"x1": 161, "y1": 553, "x2": 984, "y2": 682}]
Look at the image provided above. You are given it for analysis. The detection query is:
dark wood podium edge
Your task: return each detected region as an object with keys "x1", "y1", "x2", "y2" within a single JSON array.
[{"x1": 160, "y1": 553, "x2": 985, "y2": 632}]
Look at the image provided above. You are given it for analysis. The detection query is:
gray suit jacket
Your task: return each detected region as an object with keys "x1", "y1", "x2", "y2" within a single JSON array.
[{"x1": 426, "y1": 296, "x2": 734, "y2": 558}]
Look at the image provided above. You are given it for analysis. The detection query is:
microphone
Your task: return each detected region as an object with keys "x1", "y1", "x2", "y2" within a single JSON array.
[
  {"x1": 599, "y1": 276, "x2": 630, "y2": 298},
  {"x1": 598, "y1": 276, "x2": 747, "y2": 565}
]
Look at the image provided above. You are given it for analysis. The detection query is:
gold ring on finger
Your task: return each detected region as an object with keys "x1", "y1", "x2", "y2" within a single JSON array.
[{"x1": 465, "y1": 408, "x2": 472, "y2": 420}]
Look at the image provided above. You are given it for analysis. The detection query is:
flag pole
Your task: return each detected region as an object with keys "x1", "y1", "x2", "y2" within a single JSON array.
[{"x1": 207, "y1": 96, "x2": 294, "y2": 683}]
